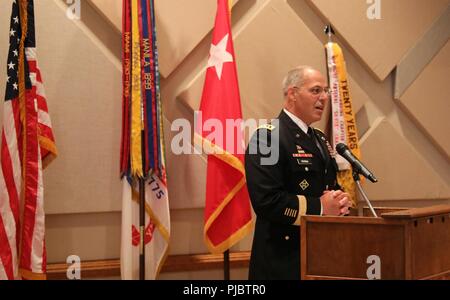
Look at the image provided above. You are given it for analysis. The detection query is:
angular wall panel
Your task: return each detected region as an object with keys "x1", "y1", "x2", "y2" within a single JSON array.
[
  {"x1": 5, "y1": 0, "x2": 123, "y2": 214},
  {"x1": 395, "y1": 5, "x2": 450, "y2": 99},
  {"x1": 88, "y1": 0, "x2": 122, "y2": 31},
  {"x1": 87, "y1": 0, "x2": 240, "y2": 78},
  {"x1": 398, "y1": 41, "x2": 450, "y2": 159},
  {"x1": 308, "y1": 0, "x2": 450, "y2": 80},
  {"x1": 361, "y1": 119, "x2": 450, "y2": 201}
]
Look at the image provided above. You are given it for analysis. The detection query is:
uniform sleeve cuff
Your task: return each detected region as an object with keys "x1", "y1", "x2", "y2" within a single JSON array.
[{"x1": 293, "y1": 195, "x2": 307, "y2": 225}]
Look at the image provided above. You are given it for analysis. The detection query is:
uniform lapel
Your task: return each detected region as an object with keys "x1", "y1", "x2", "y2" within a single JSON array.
[
  {"x1": 279, "y1": 111, "x2": 322, "y2": 158},
  {"x1": 312, "y1": 129, "x2": 331, "y2": 166}
]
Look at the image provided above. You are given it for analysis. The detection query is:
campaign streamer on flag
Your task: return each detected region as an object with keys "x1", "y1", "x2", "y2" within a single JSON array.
[
  {"x1": 325, "y1": 32, "x2": 361, "y2": 207},
  {"x1": 194, "y1": 0, "x2": 253, "y2": 254},
  {"x1": 120, "y1": 0, "x2": 170, "y2": 279},
  {"x1": 0, "y1": 0, "x2": 57, "y2": 280}
]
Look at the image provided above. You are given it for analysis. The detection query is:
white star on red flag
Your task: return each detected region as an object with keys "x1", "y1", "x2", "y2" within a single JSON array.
[{"x1": 207, "y1": 33, "x2": 233, "y2": 80}]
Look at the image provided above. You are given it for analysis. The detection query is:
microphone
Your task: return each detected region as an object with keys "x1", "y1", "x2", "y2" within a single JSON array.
[{"x1": 336, "y1": 143, "x2": 378, "y2": 183}]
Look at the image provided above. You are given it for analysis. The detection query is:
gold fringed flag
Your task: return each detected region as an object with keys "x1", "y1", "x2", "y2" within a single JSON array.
[
  {"x1": 195, "y1": 0, "x2": 253, "y2": 254},
  {"x1": 120, "y1": 0, "x2": 170, "y2": 279},
  {"x1": 325, "y1": 30, "x2": 361, "y2": 207},
  {"x1": 0, "y1": 0, "x2": 57, "y2": 280}
]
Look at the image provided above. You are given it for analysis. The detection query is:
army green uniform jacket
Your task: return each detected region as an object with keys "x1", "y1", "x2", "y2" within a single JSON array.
[{"x1": 245, "y1": 110, "x2": 340, "y2": 280}]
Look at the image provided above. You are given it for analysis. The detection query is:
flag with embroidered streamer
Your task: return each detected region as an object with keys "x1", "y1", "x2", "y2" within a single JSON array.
[
  {"x1": 120, "y1": 0, "x2": 170, "y2": 279},
  {"x1": 325, "y1": 38, "x2": 361, "y2": 207}
]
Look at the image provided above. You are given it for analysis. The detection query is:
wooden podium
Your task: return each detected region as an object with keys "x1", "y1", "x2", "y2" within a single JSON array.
[{"x1": 300, "y1": 205, "x2": 450, "y2": 280}]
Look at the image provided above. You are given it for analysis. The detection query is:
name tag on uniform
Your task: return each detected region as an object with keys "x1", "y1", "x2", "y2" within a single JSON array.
[{"x1": 297, "y1": 158, "x2": 312, "y2": 165}]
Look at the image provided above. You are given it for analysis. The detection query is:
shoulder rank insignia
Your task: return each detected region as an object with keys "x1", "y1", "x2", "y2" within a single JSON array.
[
  {"x1": 257, "y1": 124, "x2": 275, "y2": 131},
  {"x1": 312, "y1": 127, "x2": 324, "y2": 135}
]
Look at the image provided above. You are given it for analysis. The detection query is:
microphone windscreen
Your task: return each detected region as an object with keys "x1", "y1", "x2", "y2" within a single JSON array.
[{"x1": 335, "y1": 143, "x2": 348, "y2": 155}]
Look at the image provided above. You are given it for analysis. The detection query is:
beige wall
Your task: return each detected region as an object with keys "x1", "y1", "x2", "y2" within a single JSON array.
[{"x1": 0, "y1": 0, "x2": 449, "y2": 279}]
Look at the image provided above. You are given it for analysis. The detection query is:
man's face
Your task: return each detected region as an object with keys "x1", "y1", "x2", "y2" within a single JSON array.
[{"x1": 290, "y1": 69, "x2": 329, "y2": 125}]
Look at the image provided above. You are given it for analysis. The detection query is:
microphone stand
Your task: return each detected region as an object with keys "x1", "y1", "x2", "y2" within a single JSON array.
[{"x1": 353, "y1": 171, "x2": 378, "y2": 217}]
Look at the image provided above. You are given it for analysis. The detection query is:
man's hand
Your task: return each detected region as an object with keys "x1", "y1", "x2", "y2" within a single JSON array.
[{"x1": 320, "y1": 190, "x2": 352, "y2": 216}]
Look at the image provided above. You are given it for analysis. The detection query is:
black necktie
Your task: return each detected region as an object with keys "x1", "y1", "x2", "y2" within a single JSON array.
[
  {"x1": 307, "y1": 127, "x2": 314, "y2": 140},
  {"x1": 308, "y1": 127, "x2": 326, "y2": 160}
]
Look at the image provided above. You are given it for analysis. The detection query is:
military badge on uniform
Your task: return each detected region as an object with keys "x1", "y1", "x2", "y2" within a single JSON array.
[
  {"x1": 293, "y1": 145, "x2": 313, "y2": 159},
  {"x1": 292, "y1": 153, "x2": 313, "y2": 158},
  {"x1": 284, "y1": 207, "x2": 297, "y2": 218},
  {"x1": 299, "y1": 179, "x2": 309, "y2": 190}
]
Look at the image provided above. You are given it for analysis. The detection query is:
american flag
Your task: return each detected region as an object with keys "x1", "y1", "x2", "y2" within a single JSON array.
[{"x1": 0, "y1": 0, "x2": 57, "y2": 280}]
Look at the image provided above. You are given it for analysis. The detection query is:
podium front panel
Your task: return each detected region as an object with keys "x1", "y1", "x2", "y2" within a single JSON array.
[{"x1": 301, "y1": 217, "x2": 406, "y2": 280}]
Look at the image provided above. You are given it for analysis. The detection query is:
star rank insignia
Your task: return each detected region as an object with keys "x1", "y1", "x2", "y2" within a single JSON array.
[
  {"x1": 257, "y1": 124, "x2": 275, "y2": 131},
  {"x1": 299, "y1": 179, "x2": 309, "y2": 190}
]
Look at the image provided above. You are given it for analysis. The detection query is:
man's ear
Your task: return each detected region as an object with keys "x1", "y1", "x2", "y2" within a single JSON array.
[{"x1": 287, "y1": 87, "x2": 296, "y2": 101}]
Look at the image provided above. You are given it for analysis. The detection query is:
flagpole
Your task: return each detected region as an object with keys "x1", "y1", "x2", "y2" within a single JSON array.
[
  {"x1": 139, "y1": 176, "x2": 145, "y2": 280},
  {"x1": 223, "y1": 250, "x2": 230, "y2": 280}
]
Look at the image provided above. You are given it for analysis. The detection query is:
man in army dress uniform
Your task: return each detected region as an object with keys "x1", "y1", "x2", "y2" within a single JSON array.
[{"x1": 245, "y1": 66, "x2": 352, "y2": 280}]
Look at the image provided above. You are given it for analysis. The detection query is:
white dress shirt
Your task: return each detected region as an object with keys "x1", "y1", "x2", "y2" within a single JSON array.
[{"x1": 283, "y1": 108, "x2": 309, "y2": 134}]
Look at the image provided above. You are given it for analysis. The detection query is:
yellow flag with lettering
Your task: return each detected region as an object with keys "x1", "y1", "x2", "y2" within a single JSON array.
[{"x1": 325, "y1": 42, "x2": 361, "y2": 207}]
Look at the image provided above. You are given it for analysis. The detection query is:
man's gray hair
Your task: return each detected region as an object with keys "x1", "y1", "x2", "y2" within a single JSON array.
[{"x1": 282, "y1": 65, "x2": 314, "y2": 96}]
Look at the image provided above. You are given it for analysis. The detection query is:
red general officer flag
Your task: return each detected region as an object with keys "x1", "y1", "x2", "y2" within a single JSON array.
[{"x1": 195, "y1": 0, "x2": 253, "y2": 254}]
